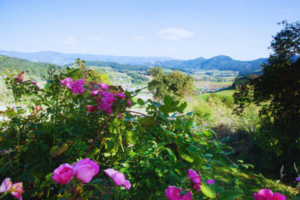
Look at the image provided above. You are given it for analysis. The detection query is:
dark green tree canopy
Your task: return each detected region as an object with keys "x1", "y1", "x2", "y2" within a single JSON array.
[
  {"x1": 233, "y1": 21, "x2": 300, "y2": 171},
  {"x1": 148, "y1": 67, "x2": 194, "y2": 100}
]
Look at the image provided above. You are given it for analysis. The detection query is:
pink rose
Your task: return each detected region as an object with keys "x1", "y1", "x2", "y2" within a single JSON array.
[
  {"x1": 88, "y1": 105, "x2": 97, "y2": 113},
  {"x1": 116, "y1": 93, "x2": 126, "y2": 98},
  {"x1": 72, "y1": 158, "x2": 99, "y2": 183},
  {"x1": 91, "y1": 90, "x2": 98, "y2": 96},
  {"x1": 76, "y1": 79, "x2": 84, "y2": 85},
  {"x1": 0, "y1": 179, "x2": 24, "y2": 200},
  {"x1": 60, "y1": 77, "x2": 72, "y2": 86},
  {"x1": 103, "y1": 93, "x2": 117, "y2": 104},
  {"x1": 206, "y1": 179, "x2": 215, "y2": 185},
  {"x1": 52, "y1": 163, "x2": 75, "y2": 185},
  {"x1": 0, "y1": 178, "x2": 12, "y2": 193},
  {"x1": 188, "y1": 169, "x2": 202, "y2": 191},
  {"x1": 99, "y1": 83, "x2": 109, "y2": 90},
  {"x1": 10, "y1": 182, "x2": 24, "y2": 200},
  {"x1": 20, "y1": 74, "x2": 24, "y2": 82},
  {"x1": 71, "y1": 83, "x2": 85, "y2": 95},
  {"x1": 104, "y1": 168, "x2": 131, "y2": 190},
  {"x1": 253, "y1": 189, "x2": 286, "y2": 200},
  {"x1": 32, "y1": 81, "x2": 37, "y2": 85},
  {"x1": 127, "y1": 99, "x2": 131, "y2": 107},
  {"x1": 98, "y1": 103, "x2": 113, "y2": 115},
  {"x1": 165, "y1": 186, "x2": 193, "y2": 200}
]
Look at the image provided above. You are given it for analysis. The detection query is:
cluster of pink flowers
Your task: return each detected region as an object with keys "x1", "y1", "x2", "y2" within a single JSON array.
[
  {"x1": 14, "y1": 71, "x2": 24, "y2": 82},
  {"x1": 52, "y1": 158, "x2": 99, "y2": 185},
  {"x1": 89, "y1": 83, "x2": 131, "y2": 115},
  {"x1": 253, "y1": 189, "x2": 286, "y2": 200},
  {"x1": 60, "y1": 78, "x2": 85, "y2": 95},
  {"x1": 26, "y1": 79, "x2": 37, "y2": 85},
  {"x1": 188, "y1": 169, "x2": 202, "y2": 191},
  {"x1": 166, "y1": 169, "x2": 217, "y2": 200},
  {"x1": 166, "y1": 186, "x2": 192, "y2": 200},
  {"x1": 0, "y1": 178, "x2": 24, "y2": 200},
  {"x1": 104, "y1": 168, "x2": 131, "y2": 190}
]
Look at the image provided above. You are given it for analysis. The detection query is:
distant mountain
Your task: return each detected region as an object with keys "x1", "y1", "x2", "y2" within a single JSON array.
[
  {"x1": 0, "y1": 50, "x2": 176, "y2": 65},
  {"x1": 149, "y1": 55, "x2": 269, "y2": 73}
]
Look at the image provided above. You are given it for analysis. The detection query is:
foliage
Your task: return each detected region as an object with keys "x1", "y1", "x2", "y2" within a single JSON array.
[
  {"x1": 0, "y1": 61, "x2": 260, "y2": 199},
  {"x1": 148, "y1": 67, "x2": 194, "y2": 100},
  {"x1": 233, "y1": 21, "x2": 300, "y2": 172},
  {"x1": 0, "y1": 55, "x2": 65, "y2": 79},
  {"x1": 232, "y1": 75, "x2": 252, "y2": 90}
]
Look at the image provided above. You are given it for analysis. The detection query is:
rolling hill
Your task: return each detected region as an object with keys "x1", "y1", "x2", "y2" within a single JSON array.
[
  {"x1": 0, "y1": 55, "x2": 64, "y2": 77},
  {"x1": 0, "y1": 50, "x2": 176, "y2": 66},
  {"x1": 148, "y1": 55, "x2": 269, "y2": 73}
]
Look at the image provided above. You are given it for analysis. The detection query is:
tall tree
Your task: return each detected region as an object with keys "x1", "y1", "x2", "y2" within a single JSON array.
[
  {"x1": 148, "y1": 67, "x2": 194, "y2": 100},
  {"x1": 233, "y1": 21, "x2": 300, "y2": 171}
]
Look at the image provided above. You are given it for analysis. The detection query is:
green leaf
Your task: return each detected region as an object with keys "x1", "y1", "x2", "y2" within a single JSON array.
[
  {"x1": 187, "y1": 119, "x2": 193, "y2": 128},
  {"x1": 201, "y1": 181, "x2": 216, "y2": 198},
  {"x1": 45, "y1": 173, "x2": 53, "y2": 181},
  {"x1": 139, "y1": 116, "x2": 156, "y2": 126},
  {"x1": 49, "y1": 143, "x2": 69, "y2": 158},
  {"x1": 126, "y1": 130, "x2": 138, "y2": 144},
  {"x1": 159, "y1": 105, "x2": 178, "y2": 114},
  {"x1": 218, "y1": 190, "x2": 244, "y2": 200},
  {"x1": 44, "y1": 83, "x2": 50, "y2": 89},
  {"x1": 202, "y1": 130, "x2": 213, "y2": 138},
  {"x1": 187, "y1": 145, "x2": 198, "y2": 153},
  {"x1": 146, "y1": 179, "x2": 151, "y2": 188},
  {"x1": 137, "y1": 98, "x2": 145, "y2": 105},
  {"x1": 164, "y1": 96, "x2": 173, "y2": 105},
  {"x1": 166, "y1": 148, "x2": 177, "y2": 163},
  {"x1": 186, "y1": 111, "x2": 194, "y2": 116},
  {"x1": 192, "y1": 154, "x2": 203, "y2": 168},
  {"x1": 179, "y1": 150, "x2": 194, "y2": 163},
  {"x1": 151, "y1": 101, "x2": 161, "y2": 107},
  {"x1": 178, "y1": 102, "x2": 187, "y2": 113}
]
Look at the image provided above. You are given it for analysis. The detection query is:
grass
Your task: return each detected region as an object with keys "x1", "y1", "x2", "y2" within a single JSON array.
[
  {"x1": 212, "y1": 166, "x2": 298, "y2": 199},
  {"x1": 194, "y1": 88, "x2": 236, "y2": 101}
]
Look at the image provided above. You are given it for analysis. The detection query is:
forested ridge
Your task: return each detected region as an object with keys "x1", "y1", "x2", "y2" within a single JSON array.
[{"x1": 0, "y1": 55, "x2": 65, "y2": 77}]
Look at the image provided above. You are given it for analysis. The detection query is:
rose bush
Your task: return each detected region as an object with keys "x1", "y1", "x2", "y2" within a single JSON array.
[{"x1": 0, "y1": 63, "x2": 291, "y2": 199}]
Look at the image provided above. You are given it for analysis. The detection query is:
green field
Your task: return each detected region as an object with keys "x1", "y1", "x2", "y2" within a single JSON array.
[{"x1": 195, "y1": 89, "x2": 236, "y2": 101}]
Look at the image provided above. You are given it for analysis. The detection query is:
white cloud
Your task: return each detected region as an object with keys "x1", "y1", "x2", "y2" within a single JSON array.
[
  {"x1": 133, "y1": 36, "x2": 144, "y2": 40},
  {"x1": 158, "y1": 28, "x2": 194, "y2": 40},
  {"x1": 61, "y1": 35, "x2": 76, "y2": 45},
  {"x1": 86, "y1": 36, "x2": 103, "y2": 41}
]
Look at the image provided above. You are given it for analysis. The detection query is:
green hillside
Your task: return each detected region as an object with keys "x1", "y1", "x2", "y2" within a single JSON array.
[
  {"x1": 0, "y1": 55, "x2": 65, "y2": 77},
  {"x1": 152, "y1": 55, "x2": 268, "y2": 73},
  {"x1": 76, "y1": 60, "x2": 152, "y2": 72}
]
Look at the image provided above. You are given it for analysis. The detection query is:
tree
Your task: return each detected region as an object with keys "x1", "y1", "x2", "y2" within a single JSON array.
[
  {"x1": 148, "y1": 67, "x2": 194, "y2": 100},
  {"x1": 233, "y1": 21, "x2": 300, "y2": 172}
]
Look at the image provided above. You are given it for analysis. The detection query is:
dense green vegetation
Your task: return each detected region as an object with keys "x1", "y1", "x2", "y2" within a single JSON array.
[
  {"x1": 233, "y1": 21, "x2": 300, "y2": 173},
  {"x1": 148, "y1": 67, "x2": 194, "y2": 100},
  {"x1": 0, "y1": 55, "x2": 65, "y2": 78},
  {"x1": 232, "y1": 75, "x2": 252, "y2": 89},
  {"x1": 76, "y1": 60, "x2": 151, "y2": 72}
]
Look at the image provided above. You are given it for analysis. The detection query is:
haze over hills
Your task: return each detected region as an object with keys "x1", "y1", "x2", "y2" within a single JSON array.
[
  {"x1": 0, "y1": 50, "x2": 177, "y2": 66},
  {"x1": 0, "y1": 50, "x2": 272, "y2": 74}
]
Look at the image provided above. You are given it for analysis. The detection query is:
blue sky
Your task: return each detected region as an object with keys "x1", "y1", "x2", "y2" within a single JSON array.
[{"x1": 0, "y1": 0, "x2": 299, "y2": 60}]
